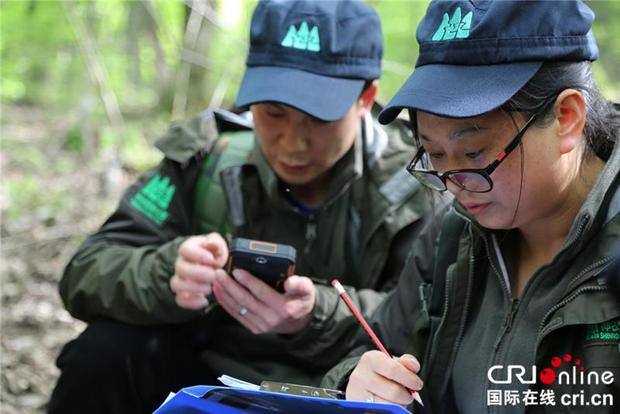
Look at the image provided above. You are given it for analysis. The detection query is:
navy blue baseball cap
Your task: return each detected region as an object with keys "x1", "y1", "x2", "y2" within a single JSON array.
[
  {"x1": 379, "y1": 0, "x2": 599, "y2": 123},
  {"x1": 235, "y1": 0, "x2": 383, "y2": 122}
]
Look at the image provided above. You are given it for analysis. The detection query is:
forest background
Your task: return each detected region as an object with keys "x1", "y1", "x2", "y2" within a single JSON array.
[{"x1": 1, "y1": 1, "x2": 619, "y2": 413}]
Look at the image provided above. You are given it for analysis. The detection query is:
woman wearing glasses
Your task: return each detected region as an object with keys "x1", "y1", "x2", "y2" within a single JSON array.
[{"x1": 323, "y1": 1, "x2": 619, "y2": 413}]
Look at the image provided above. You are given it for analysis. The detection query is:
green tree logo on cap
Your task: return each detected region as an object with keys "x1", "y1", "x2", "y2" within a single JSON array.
[
  {"x1": 281, "y1": 21, "x2": 320, "y2": 52},
  {"x1": 432, "y1": 7, "x2": 472, "y2": 41}
]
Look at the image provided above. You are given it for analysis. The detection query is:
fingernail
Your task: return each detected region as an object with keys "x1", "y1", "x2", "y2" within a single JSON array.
[
  {"x1": 232, "y1": 269, "x2": 243, "y2": 281},
  {"x1": 215, "y1": 271, "x2": 226, "y2": 282},
  {"x1": 202, "y1": 251, "x2": 214, "y2": 265}
]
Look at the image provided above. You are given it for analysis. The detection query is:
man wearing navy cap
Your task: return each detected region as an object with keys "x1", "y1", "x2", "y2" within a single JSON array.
[{"x1": 48, "y1": 1, "x2": 434, "y2": 413}]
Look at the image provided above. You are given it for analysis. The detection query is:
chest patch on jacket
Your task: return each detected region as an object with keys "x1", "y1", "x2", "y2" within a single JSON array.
[
  {"x1": 585, "y1": 317, "x2": 620, "y2": 344},
  {"x1": 130, "y1": 174, "x2": 176, "y2": 225}
]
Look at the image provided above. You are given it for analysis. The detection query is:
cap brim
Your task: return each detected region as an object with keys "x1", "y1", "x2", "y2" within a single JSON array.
[
  {"x1": 378, "y1": 62, "x2": 543, "y2": 123},
  {"x1": 235, "y1": 66, "x2": 365, "y2": 122}
]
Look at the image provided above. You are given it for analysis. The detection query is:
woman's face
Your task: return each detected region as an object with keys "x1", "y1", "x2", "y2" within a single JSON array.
[{"x1": 416, "y1": 109, "x2": 568, "y2": 230}]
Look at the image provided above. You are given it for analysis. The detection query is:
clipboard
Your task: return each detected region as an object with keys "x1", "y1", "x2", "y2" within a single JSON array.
[{"x1": 153, "y1": 385, "x2": 410, "y2": 414}]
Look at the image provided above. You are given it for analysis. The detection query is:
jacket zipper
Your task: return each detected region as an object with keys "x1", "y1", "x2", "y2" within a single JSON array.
[
  {"x1": 535, "y1": 285, "x2": 608, "y2": 349},
  {"x1": 484, "y1": 235, "x2": 511, "y2": 297},
  {"x1": 475, "y1": 220, "x2": 523, "y2": 414},
  {"x1": 566, "y1": 256, "x2": 613, "y2": 291},
  {"x1": 538, "y1": 258, "x2": 611, "y2": 336},
  {"x1": 535, "y1": 258, "x2": 612, "y2": 349},
  {"x1": 564, "y1": 214, "x2": 590, "y2": 247},
  {"x1": 304, "y1": 215, "x2": 317, "y2": 255},
  {"x1": 463, "y1": 209, "x2": 510, "y2": 297},
  {"x1": 493, "y1": 298, "x2": 521, "y2": 351}
]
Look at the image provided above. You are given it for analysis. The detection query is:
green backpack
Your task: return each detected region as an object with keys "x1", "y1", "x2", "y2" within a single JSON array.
[
  {"x1": 192, "y1": 128, "x2": 255, "y2": 235},
  {"x1": 153, "y1": 108, "x2": 256, "y2": 235}
]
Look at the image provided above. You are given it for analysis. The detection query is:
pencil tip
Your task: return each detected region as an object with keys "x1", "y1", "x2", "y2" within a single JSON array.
[{"x1": 413, "y1": 392, "x2": 424, "y2": 406}]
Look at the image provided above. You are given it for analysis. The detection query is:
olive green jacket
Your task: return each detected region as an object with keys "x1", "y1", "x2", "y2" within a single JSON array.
[
  {"x1": 59, "y1": 107, "x2": 434, "y2": 386},
  {"x1": 323, "y1": 128, "x2": 620, "y2": 413}
]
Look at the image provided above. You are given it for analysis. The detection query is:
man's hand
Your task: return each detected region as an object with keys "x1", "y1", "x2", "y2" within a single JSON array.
[
  {"x1": 170, "y1": 233, "x2": 228, "y2": 310},
  {"x1": 346, "y1": 351, "x2": 423, "y2": 407},
  {"x1": 212, "y1": 268, "x2": 316, "y2": 334}
]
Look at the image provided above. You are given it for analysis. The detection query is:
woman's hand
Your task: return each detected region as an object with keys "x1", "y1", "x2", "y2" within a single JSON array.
[{"x1": 346, "y1": 351, "x2": 423, "y2": 407}]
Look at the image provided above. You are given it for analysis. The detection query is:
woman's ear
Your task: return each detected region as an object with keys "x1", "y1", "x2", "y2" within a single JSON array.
[
  {"x1": 357, "y1": 80, "x2": 379, "y2": 116},
  {"x1": 555, "y1": 89, "x2": 586, "y2": 155}
]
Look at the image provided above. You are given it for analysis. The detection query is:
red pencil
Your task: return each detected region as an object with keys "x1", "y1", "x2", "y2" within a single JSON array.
[{"x1": 331, "y1": 279, "x2": 424, "y2": 406}]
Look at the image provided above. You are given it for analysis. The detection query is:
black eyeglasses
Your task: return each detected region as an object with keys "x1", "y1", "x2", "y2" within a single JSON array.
[{"x1": 406, "y1": 95, "x2": 558, "y2": 193}]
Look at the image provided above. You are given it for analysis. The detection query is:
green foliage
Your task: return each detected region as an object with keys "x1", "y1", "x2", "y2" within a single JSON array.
[
  {"x1": 3, "y1": 0, "x2": 618, "y2": 112},
  {"x1": 5, "y1": 144, "x2": 49, "y2": 175},
  {"x1": 0, "y1": 0, "x2": 619, "y2": 183},
  {"x1": 190, "y1": 0, "x2": 257, "y2": 113},
  {"x1": 119, "y1": 123, "x2": 166, "y2": 172},
  {"x1": 0, "y1": 139, "x2": 71, "y2": 222},
  {"x1": 1, "y1": 1, "x2": 74, "y2": 103},
  {"x1": 371, "y1": 0, "x2": 429, "y2": 103},
  {"x1": 2, "y1": 172, "x2": 76, "y2": 224},
  {"x1": 2, "y1": 175, "x2": 46, "y2": 221},
  {"x1": 63, "y1": 126, "x2": 84, "y2": 153},
  {"x1": 588, "y1": 0, "x2": 620, "y2": 101}
]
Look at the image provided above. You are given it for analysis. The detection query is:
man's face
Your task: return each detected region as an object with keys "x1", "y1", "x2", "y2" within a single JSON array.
[{"x1": 251, "y1": 102, "x2": 363, "y2": 188}]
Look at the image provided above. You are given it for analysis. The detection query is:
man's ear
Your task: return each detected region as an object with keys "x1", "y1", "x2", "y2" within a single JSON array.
[
  {"x1": 357, "y1": 80, "x2": 379, "y2": 116},
  {"x1": 555, "y1": 89, "x2": 586, "y2": 155}
]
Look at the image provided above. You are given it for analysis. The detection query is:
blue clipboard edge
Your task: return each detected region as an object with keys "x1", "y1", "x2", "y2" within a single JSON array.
[{"x1": 154, "y1": 385, "x2": 411, "y2": 414}]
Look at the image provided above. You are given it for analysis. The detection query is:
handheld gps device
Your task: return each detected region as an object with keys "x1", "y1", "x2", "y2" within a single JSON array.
[{"x1": 226, "y1": 238, "x2": 296, "y2": 292}]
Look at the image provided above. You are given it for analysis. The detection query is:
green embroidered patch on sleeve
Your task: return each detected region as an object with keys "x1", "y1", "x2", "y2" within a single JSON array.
[
  {"x1": 129, "y1": 174, "x2": 176, "y2": 225},
  {"x1": 585, "y1": 317, "x2": 620, "y2": 343}
]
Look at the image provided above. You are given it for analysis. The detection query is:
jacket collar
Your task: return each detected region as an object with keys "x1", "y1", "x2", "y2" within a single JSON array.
[{"x1": 564, "y1": 120, "x2": 620, "y2": 252}]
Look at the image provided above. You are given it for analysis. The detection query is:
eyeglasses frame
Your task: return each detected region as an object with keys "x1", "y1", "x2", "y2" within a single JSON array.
[{"x1": 406, "y1": 94, "x2": 559, "y2": 193}]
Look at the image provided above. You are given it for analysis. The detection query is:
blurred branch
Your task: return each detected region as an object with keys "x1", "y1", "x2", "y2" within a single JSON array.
[
  {"x1": 178, "y1": 48, "x2": 244, "y2": 78},
  {"x1": 139, "y1": 0, "x2": 173, "y2": 97},
  {"x1": 142, "y1": 0, "x2": 184, "y2": 51},
  {"x1": 183, "y1": 0, "x2": 247, "y2": 48},
  {"x1": 382, "y1": 59, "x2": 413, "y2": 76},
  {"x1": 62, "y1": 2, "x2": 125, "y2": 198},
  {"x1": 208, "y1": 70, "x2": 234, "y2": 109},
  {"x1": 179, "y1": 47, "x2": 214, "y2": 70},
  {"x1": 62, "y1": 1, "x2": 126, "y2": 131},
  {"x1": 171, "y1": 0, "x2": 207, "y2": 119}
]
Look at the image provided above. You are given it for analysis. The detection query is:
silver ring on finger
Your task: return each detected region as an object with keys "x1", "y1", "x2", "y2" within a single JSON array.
[{"x1": 239, "y1": 307, "x2": 248, "y2": 316}]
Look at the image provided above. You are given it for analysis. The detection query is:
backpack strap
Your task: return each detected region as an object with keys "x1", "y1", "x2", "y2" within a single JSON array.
[{"x1": 192, "y1": 129, "x2": 255, "y2": 235}]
